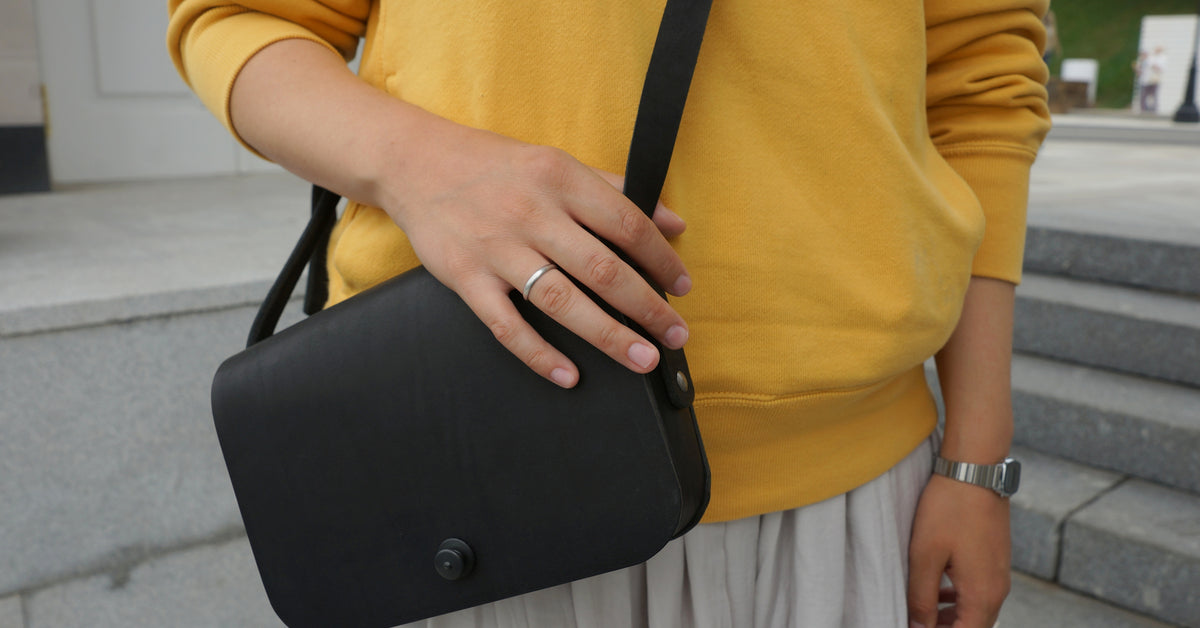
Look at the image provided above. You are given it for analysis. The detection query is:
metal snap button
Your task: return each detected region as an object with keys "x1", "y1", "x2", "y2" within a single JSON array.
[{"x1": 435, "y1": 538, "x2": 475, "y2": 581}]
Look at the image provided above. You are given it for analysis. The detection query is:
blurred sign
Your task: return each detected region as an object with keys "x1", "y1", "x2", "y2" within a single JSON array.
[{"x1": 1136, "y1": 15, "x2": 1199, "y2": 115}]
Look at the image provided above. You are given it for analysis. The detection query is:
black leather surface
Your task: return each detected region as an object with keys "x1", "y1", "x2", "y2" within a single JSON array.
[{"x1": 213, "y1": 268, "x2": 708, "y2": 627}]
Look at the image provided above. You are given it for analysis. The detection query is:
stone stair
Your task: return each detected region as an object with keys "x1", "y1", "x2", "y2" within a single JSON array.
[
  {"x1": 0, "y1": 173, "x2": 309, "y2": 628},
  {"x1": 1008, "y1": 224, "x2": 1200, "y2": 628}
]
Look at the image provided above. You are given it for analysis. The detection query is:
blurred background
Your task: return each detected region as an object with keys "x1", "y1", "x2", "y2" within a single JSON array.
[{"x1": 1, "y1": 1, "x2": 1198, "y2": 627}]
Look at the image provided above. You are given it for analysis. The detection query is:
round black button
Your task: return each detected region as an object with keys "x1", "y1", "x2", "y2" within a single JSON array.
[{"x1": 434, "y1": 539, "x2": 475, "y2": 581}]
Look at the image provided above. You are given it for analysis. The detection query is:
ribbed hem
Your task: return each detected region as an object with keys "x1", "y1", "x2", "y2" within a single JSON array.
[
  {"x1": 694, "y1": 365, "x2": 938, "y2": 523},
  {"x1": 940, "y1": 145, "x2": 1038, "y2": 284}
]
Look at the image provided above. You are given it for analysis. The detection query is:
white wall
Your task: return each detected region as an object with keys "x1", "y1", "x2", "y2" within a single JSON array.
[
  {"x1": 31, "y1": 0, "x2": 282, "y2": 183},
  {"x1": 1136, "y1": 16, "x2": 1199, "y2": 115},
  {"x1": 0, "y1": 0, "x2": 44, "y2": 126}
]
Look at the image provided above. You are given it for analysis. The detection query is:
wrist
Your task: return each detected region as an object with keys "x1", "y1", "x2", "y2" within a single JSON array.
[
  {"x1": 355, "y1": 99, "x2": 450, "y2": 221},
  {"x1": 939, "y1": 408, "x2": 1013, "y2": 465}
]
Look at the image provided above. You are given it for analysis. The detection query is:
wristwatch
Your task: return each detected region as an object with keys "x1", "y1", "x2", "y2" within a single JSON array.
[{"x1": 932, "y1": 456, "x2": 1021, "y2": 498}]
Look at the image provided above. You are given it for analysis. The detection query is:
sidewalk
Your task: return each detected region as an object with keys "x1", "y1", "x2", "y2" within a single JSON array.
[
  {"x1": 1030, "y1": 131, "x2": 1200, "y2": 244},
  {"x1": 2, "y1": 123, "x2": 1197, "y2": 323},
  {"x1": 1048, "y1": 110, "x2": 1200, "y2": 145}
]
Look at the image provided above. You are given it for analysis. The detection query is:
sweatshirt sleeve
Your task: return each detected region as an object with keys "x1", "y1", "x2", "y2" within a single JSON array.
[
  {"x1": 167, "y1": 0, "x2": 368, "y2": 148},
  {"x1": 925, "y1": 0, "x2": 1052, "y2": 283}
]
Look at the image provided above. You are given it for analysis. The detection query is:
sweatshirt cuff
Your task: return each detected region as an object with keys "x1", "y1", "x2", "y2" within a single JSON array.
[
  {"x1": 941, "y1": 146, "x2": 1038, "y2": 284},
  {"x1": 173, "y1": 8, "x2": 342, "y2": 158}
]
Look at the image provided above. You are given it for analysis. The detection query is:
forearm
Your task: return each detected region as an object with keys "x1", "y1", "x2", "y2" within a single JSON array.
[
  {"x1": 229, "y1": 38, "x2": 463, "y2": 220},
  {"x1": 934, "y1": 276, "x2": 1016, "y2": 464}
]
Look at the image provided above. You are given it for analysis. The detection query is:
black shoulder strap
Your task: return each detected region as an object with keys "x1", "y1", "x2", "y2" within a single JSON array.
[
  {"x1": 246, "y1": 185, "x2": 339, "y2": 346},
  {"x1": 623, "y1": 0, "x2": 713, "y2": 217},
  {"x1": 247, "y1": 0, "x2": 713, "y2": 347}
]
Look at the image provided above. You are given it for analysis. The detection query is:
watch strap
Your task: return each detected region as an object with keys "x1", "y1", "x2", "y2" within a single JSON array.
[{"x1": 933, "y1": 456, "x2": 1021, "y2": 497}]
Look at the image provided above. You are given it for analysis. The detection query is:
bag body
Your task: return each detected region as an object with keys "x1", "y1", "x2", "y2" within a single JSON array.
[{"x1": 212, "y1": 266, "x2": 709, "y2": 628}]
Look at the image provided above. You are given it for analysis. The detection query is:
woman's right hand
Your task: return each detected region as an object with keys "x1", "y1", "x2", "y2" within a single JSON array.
[
  {"x1": 376, "y1": 124, "x2": 692, "y2": 389},
  {"x1": 230, "y1": 39, "x2": 691, "y2": 389}
]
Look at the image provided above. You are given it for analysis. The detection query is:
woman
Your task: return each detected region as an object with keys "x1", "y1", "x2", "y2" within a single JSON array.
[{"x1": 168, "y1": 2, "x2": 1050, "y2": 626}]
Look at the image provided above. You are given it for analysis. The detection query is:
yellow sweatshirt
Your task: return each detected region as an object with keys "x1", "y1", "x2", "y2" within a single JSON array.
[{"x1": 169, "y1": 0, "x2": 1050, "y2": 523}]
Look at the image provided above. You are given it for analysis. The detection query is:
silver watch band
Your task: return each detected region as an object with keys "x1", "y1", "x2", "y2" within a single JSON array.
[{"x1": 932, "y1": 456, "x2": 1021, "y2": 498}]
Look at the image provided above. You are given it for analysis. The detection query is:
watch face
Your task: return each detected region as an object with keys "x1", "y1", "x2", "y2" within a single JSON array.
[{"x1": 1001, "y1": 459, "x2": 1021, "y2": 496}]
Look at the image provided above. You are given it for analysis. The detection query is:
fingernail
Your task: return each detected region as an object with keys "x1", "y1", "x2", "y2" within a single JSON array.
[
  {"x1": 671, "y1": 274, "x2": 692, "y2": 296},
  {"x1": 910, "y1": 622, "x2": 926, "y2": 628},
  {"x1": 627, "y1": 343, "x2": 657, "y2": 370},
  {"x1": 664, "y1": 325, "x2": 688, "y2": 349},
  {"x1": 550, "y1": 368, "x2": 575, "y2": 388}
]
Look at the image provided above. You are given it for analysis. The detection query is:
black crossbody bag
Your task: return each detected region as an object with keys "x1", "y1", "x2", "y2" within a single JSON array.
[{"x1": 210, "y1": 1, "x2": 712, "y2": 626}]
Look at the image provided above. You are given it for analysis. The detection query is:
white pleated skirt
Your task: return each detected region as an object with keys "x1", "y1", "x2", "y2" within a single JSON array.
[{"x1": 403, "y1": 436, "x2": 935, "y2": 628}]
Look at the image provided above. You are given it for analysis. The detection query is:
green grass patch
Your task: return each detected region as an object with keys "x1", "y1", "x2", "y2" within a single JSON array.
[{"x1": 1049, "y1": 0, "x2": 1197, "y2": 108}]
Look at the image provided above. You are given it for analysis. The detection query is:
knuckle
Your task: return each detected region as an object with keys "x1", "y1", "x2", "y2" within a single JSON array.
[
  {"x1": 585, "y1": 253, "x2": 624, "y2": 290},
  {"x1": 522, "y1": 346, "x2": 551, "y2": 372},
  {"x1": 906, "y1": 598, "x2": 937, "y2": 619},
  {"x1": 538, "y1": 279, "x2": 574, "y2": 317},
  {"x1": 637, "y1": 298, "x2": 672, "y2": 328},
  {"x1": 520, "y1": 145, "x2": 572, "y2": 188},
  {"x1": 655, "y1": 256, "x2": 683, "y2": 283},
  {"x1": 596, "y1": 321, "x2": 625, "y2": 352},
  {"x1": 488, "y1": 317, "x2": 552, "y2": 375},
  {"x1": 614, "y1": 208, "x2": 650, "y2": 246},
  {"x1": 487, "y1": 317, "x2": 519, "y2": 347}
]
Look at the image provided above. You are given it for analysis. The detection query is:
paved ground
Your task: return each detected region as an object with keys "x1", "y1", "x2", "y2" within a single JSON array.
[
  {"x1": 2, "y1": 114, "x2": 1199, "y2": 319},
  {"x1": 1030, "y1": 137, "x2": 1200, "y2": 244},
  {"x1": 0, "y1": 172, "x2": 309, "y2": 317}
]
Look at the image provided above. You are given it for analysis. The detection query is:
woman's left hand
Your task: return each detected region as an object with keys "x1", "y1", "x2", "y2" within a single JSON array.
[{"x1": 907, "y1": 474, "x2": 1012, "y2": 628}]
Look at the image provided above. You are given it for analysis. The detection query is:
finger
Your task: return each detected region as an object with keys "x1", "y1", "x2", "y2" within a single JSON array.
[
  {"x1": 949, "y1": 577, "x2": 1008, "y2": 628},
  {"x1": 463, "y1": 278, "x2": 579, "y2": 388},
  {"x1": 515, "y1": 262, "x2": 664, "y2": 374},
  {"x1": 540, "y1": 233, "x2": 689, "y2": 351},
  {"x1": 588, "y1": 168, "x2": 686, "y2": 239},
  {"x1": 651, "y1": 203, "x2": 687, "y2": 238},
  {"x1": 561, "y1": 174, "x2": 692, "y2": 297},
  {"x1": 936, "y1": 604, "x2": 957, "y2": 626},
  {"x1": 907, "y1": 549, "x2": 946, "y2": 628}
]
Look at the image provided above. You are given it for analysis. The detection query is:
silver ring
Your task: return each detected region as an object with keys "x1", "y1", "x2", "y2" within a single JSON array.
[{"x1": 521, "y1": 263, "x2": 559, "y2": 301}]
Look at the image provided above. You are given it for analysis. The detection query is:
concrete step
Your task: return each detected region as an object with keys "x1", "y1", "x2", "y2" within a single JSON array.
[
  {"x1": 19, "y1": 535, "x2": 283, "y2": 628},
  {"x1": 1060, "y1": 478, "x2": 1200, "y2": 628},
  {"x1": 1010, "y1": 447, "x2": 1200, "y2": 627},
  {"x1": 1009, "y1": 446, "x2": 1124, "y2": 581},
  {"x1": 0, "y1": 173, "x2": 313, "y2": 599},
  {"x1": 0, "y1": 297, "x2": 303, "y2": 598},
  {"x1": 1026, "y1": 141, "x2": 1200, "y2": 280},
  {"x1": 1024, "y1": 225, "x2": 1200, "y2": 296},
  {"x1": 1014, "y1": 273, "x2": 1200, "y2": 388},
  {"x1": 1012, "y1": 353, "x2": 1200, "y2": 495},
  {"x1": 1046, "y1": 113, "x2": 1200, "y2": 146},
  {"x1": 1001, "y1": 572, "x2": 1177, "y2": 628}
]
